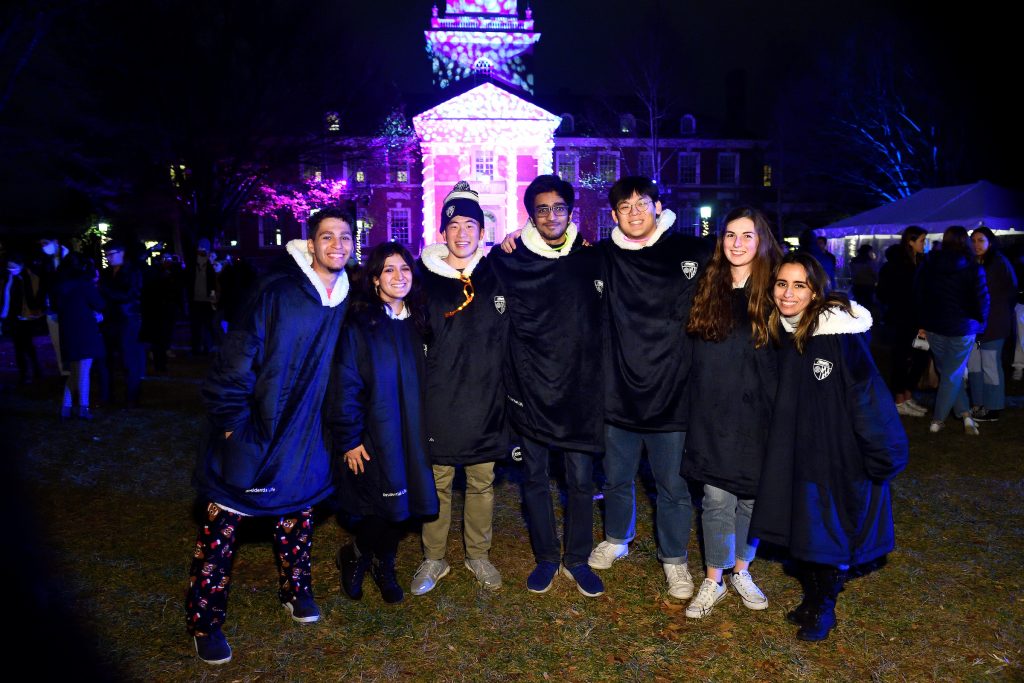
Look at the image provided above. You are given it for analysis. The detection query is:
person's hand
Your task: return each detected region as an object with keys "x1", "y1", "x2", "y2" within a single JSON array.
[
  {"x1": 224, "y1": 431, "x2": 233, "y2": 439},
  {"x1": 500, "y1": 229, "x2": 522, "y2": 253},
  {"x1": 344, "y1": 444, "x2": 371, "y2": 474}
]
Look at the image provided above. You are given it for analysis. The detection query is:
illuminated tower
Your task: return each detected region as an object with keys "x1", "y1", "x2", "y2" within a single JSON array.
[{"x1": 425, "y1": 1, "x2": 540, "y2": 94}]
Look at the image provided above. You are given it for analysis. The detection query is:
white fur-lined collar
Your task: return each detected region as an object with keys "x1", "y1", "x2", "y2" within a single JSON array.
[
  {"x1": 780, "y1": 302, "x2": 873, "y2": 335},
  {"x1": 420, "y1": 243, "x2": 485, "y2": 278},
  {"x1": 521, "y1": 221, "x2": 580, "y2": 258},
  {"x1": 285, "y1": 239, "x2": 349, "y2": 308},
  {"x1": 610, "y1": 209, "x2": 677, "y2": 250}
]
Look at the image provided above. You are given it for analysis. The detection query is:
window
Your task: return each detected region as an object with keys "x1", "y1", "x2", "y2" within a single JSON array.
[
  {"x1": 389, "y1": 157, "x2": 410, "y2": 184},
  {"x1": 597, "y1": 210, "x2": 615, "y2": 241},
  {"x1": 483, "y1": 210, "x2": 496, "y2": 245},
  {"x1": 638, "y1": 152, "x2": 655, "y2": 179},
  {"x1": 354, "y1": 169, "x2": 365, "y2": 184},
  {"x1": 597, "y1": 152, "x2": 619, "y2": 183},
  {"x1": 259, "y1": 213, "x2": 283, "y2": 248},
  {"x1": 680, "y1": 206, "x2": 700, "y2": 236},
  {"x1": 763, "y1": 164, "x2": 773, "y2": 188},
  {"x1": 619, "y1": 113, "x2": 636, "y2": 135},
  {"x1": 678, "y1": 153, "x2": 700, "y2": 184},
  {"x1": 679, "y1": 114, "x2": 697, "y2": 136},
  {"x1": 475, "y1": 150, "x2": 494, "y2": 179},
  {"x1": 388, "y1": 208, "x2": 411, "y2": 243},
  {"x1": 473, "y1": 57, "x2": 494, "y2": 74},
  {"x1": 324, "y1": 111, "x2": 340, "y2": 133},
  {"x1": 356, "y1": 208, "x2": 371, "y2": 248},
  {"x1": 556, "y1": 151, "x2": 578, "y2": 183},
  {"x1": 717, "y1": 152, "x2": 739, "y2": 185}
]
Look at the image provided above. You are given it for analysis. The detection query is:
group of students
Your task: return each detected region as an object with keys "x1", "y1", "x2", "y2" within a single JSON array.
[{"x1": 184, "y1": 174, "x2": 908, "y2": 665}]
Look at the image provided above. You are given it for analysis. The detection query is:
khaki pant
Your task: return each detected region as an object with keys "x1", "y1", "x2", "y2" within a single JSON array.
[{"x1": 421, "y1": 462, "x2": 495, "y2": 560}]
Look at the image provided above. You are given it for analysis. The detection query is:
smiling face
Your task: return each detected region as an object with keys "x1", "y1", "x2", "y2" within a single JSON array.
[
  {"x1": 532, "y1": 190, "x2": 570, "y2": 244},
  {"x1": 612, "y1": 192, "x2": 662, "y2": 241},
  {"x1": 723, "y1": 216, "x2": 759, "y2": 272},
  {"x1": 374, "y1": 253, "x2": 412, "y2": 305},
  {"x1": 309, "y1": 217, "x2": 353, "y2": 278},
  {"x1": 774, "y1": 262, "x2": 814, "y2": 317},
  {"x1": 443, "y1": 216, "x2": 482, "y2": 268}
]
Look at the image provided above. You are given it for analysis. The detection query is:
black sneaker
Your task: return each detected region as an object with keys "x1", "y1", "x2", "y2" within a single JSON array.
[
  {"x1": 973, "y1": 408, "x2": 1001, "y2": 422},
  {"x1": 282, "y1": 595, "x2": 321, "y2": 623},
  {"x1": 194, "y1": 630, "x2": 232, "y2": 665}
]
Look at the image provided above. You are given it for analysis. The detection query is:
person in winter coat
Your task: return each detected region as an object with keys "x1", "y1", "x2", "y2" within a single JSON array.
[
  {"x1": 913, "y1": 226, "x2": 990, "y2": 435},
  {"x1": 967, "y1": 227, "x2": 1018, "y2": 421},
  {"x1": 751, "y1": 252, "x2": 908, "y2": 642},
  {"x1": 681, "y1": 207, "x2": 781, "y2": 619},
  {"x1": 876, "y1": 227, "x2": 930, "y2": 417},
  {"x1": 331, "y1": 242, "x2": 438, "y2": 606},
  {"x1": 37, "y1": 237, "x2": 70, "y2": 377},
  {"x1": 410, "y1": 182, "x2": 509, "y2": 596},
  {"x1": 141, "y1": 253, "x2": 183, "y2": 374},
  {"x1": 1, "y1": 253, "x2": 44, "y2": 384},
  {"x1": 186, "y1": 208, "x2": 353, "y2": 665},
  {"x1": 98, "y1": 241, "x2": 146, "y2": 406},
  {"x1": 53, "y1": 253, "x2": 105, "y2": 419},
  {"x1": 491, "y1": 174, "x2": 606, "y2": 597},
  {"x1": 587, "y1": 176, "x2": 711, "y2": 602},
  {"x1": 848, "y1": 244, "x2": 879, "y2": 308}
]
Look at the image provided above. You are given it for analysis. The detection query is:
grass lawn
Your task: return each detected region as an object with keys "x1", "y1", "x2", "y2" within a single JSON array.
[{"x1": 2, "y1": 351, "x2": 1022, "y2": 682}]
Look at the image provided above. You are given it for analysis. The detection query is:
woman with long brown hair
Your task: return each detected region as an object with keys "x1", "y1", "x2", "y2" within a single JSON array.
[{"x1": 681, "y1": 206, "x2": 782, "y2": 619}]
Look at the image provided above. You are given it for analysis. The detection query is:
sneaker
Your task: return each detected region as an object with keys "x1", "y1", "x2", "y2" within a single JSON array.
[
  {"x1": 560, "y1": 563, "x2": 605, "y2": 597},
  {"x1": 526, "y1": 561, "x2": 559, "y2": 594},
  {"x1": 194, "y1": 630, "x2": 232, "y2": 665},
  {"x1": 664, "y1": 563, "x2": 695, "y2": 600},
  {"x1": 963, "y1": 415, "x2": 980, "y2": 436},
  {"x1": 464, "y1": 557, "x2": 502, "y2": 591},
  {"x1": 685, "y1": 579, "x2": 728, "y2": 619},
  {"x1": 905, "y1": 398, "x2": 929, "y2": 413},
  {"x1": 282, "y1": 595, "x2": 320, "y2": 623},
  {"x1": 972, "y1": 408, "x2": 1001, "y2": 422},
  {"x1": 587, "y1": 541, "x2": 628, "y2": 570},
  {"x1": 929, "y1": 420, "x2": 944, "y2": 433},
  {"x1": 410, "y1": 558, "x2": 450, "y2": 596},
  {"x1": 1012, "y1": 367, "x2": 1023, "y2": 382},
  {"x1": 896, "y1": 401, "x2": 926, "y2": 417},
  {"x1": 730, "y1": 570, "x2": 768, "y2": 610}
]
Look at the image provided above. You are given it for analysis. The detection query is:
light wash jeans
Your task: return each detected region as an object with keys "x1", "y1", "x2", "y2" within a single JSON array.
[
  {"x1": 928, "y1": 332, "x2": 975, "y2": 421},
  {"x1": 968, "y1": 338, "x2": 1006, "y2": 410},
  {"x1": 700, "y1": 484, "x2": 758, "y2": 569}
]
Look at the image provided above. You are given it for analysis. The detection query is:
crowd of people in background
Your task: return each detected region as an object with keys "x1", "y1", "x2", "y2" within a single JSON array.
[{"x1": 1, "y1": 176, "x2": 1021, "y2": 667}]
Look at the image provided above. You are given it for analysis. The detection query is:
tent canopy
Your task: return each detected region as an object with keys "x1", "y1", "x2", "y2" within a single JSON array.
[{"x1": 818, "y1": 180, "x2": 1024, "y2": 237}]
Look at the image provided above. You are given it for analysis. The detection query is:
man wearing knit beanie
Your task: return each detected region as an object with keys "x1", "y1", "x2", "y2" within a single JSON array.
[{"x1": 412, "y1": 181, "x2": 509, "y2": 595}]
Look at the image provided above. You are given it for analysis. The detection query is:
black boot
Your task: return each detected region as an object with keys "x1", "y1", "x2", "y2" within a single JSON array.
[
  {"x1": 786, "y1": 563, "x2": 817, "y2": 627},
  {"x1": 796, "y1": 565, "x2": 845, "y2": 642},
  {"x1": 336, "y1": 544, "x2": 371, "y2": 600},
  {"x1": 371, "y1": 554, "x2": 404, "y2": 604}
]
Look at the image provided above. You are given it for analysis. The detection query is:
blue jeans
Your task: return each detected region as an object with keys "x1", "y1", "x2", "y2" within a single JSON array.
[
  {"x1": 700, "y1": 484, "x2": 757, "y2": 569},
  {"x1": 928, "y1": 332, "x2": 974, "y2": 421},
  {"x1": 968, "y1": 338, "x2": 1006, "y2": 410},
  {"x1": 519, "y1": 436, "x2": 595, "y2": 568},
  {"x1": 602, "y1": 425, "x2": 691, "y2": 564}
]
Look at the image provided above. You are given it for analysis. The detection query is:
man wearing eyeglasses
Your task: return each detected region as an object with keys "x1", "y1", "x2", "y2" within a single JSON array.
[
  {"x1": 587, "y1": 176, "x2": 711, "y2": 601},
  {"x1": 409, "y1": 181, "x2": 509, "y2": 596},
  {"x1": 490, "y1": 174, "x2": 606, "y2": 598}
]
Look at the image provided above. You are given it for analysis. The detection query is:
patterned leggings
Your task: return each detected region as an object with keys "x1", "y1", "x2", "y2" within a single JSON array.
[{"x1": 185, "y1": 502, "x2": 314, "y2": 636}]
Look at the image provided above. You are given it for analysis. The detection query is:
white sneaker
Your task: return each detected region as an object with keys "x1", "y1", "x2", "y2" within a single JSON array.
[
  {"x1": 896, "y1": 401, "x2": 926, "y2": 417},
  {"x1": 1012, "y1": 367, "x2": 1023, "y2": 382},
  {"x1": 664, "y1": 563, "x2": 695, "y2": 600},
  {"x1": 410, "y1": 559, "x2": 450, "y2": 596},
  {"x1": 588, "y1": 541, "x2": 628, "y2": 570},
  {"x1": 685, "y1": 578, "x2": 727, "y2": 619},
  {"x1": 729, "y1": 570, "x2": 768, "y2": 610},
  {"x1": 963, "y1": 415, "x2": 980, "y2": 436},
  {"x1": 464, "y1": 557, "x2": 502, "y2": 591},
  {"x1": 929, "y1": 420, "x2": 944, "y2": 433},
  {"x1": 905, "y1": 398, "x2": 929, "y2": 413}
]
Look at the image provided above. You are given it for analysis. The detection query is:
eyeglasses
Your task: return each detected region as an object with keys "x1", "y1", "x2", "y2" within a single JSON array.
[
  {"x1": 615, "y1": 198, "x2": 653, "y2": 215},
  {"x1": 534, "y1": 204, "x2": 569, "y2": 217}
]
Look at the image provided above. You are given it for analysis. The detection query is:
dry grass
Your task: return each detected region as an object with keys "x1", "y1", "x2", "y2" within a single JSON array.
[{"x1": 3, "y1": 356, "x2": 1023, "y2": 682}]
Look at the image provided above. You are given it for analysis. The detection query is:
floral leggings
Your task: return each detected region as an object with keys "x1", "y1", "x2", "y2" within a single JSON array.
[{"x1": 185, "y1": 502, "x2": 314, "y2": 636}]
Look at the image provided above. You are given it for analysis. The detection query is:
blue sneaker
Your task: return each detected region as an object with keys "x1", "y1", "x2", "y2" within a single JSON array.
[
  {"x1": 561, "y1": 563, "x2": 605, "y2": 597},
  {"x1": 193, "y1": 629, "x2": 232, "y2": 665},
  {"x1": 526, "y1": 561, "x2": 559, "y2": 593},
  {"x1": 282, "y1": 595, "x2": 321, "y2": 623}
]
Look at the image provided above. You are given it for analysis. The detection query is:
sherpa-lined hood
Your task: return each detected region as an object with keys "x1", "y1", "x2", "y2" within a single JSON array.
[
  {"x1": 521, "y1": 221, "x2": 581, "y2": 258},
  {"x1": 420, "y1": 243, "x2": 485, "y2": 279},
  {"x1": 610, "y1": 209, "x2": 677, "y2": 250},
  {"x1": 285, "y1": 239, "x2": 349, "y2": 307},
  {"x1": 781, "y1": 301, "x2": 872, "y2": 335}
]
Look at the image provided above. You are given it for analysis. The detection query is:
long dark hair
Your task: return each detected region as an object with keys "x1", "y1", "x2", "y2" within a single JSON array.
[
  {"x1": 971, "y1": 226, "x2": 1001, "y2": 266},
  {"x1": 901, "y1": 225, "x2": 927, "y2": 264},
  {"x1": 687, "y1": 206, "x2": 782, "y2": 348},
  {"x1": 768, "y1": 252, "x2": 856, "y2": 353},
  {"x1": 347, "y1": 242, "x2": 430, "y2": 338},
  {"x1": 941, "y1": 226, "x2": 971, "y2": 256}
]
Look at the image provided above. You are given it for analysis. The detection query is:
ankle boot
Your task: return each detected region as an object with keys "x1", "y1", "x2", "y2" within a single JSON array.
[
  {"x1": 786, "y1": 562, "x2": 817, "y2": 627},
  {"x1": 371, "y1": 554, "x2": 404, "y2": 604},
  {"x1": 336, "y1": 544, "x2": 371, "y2": 600},
  {"x1": 796, "y1": 565, "x2": 845, "y2": 642}
]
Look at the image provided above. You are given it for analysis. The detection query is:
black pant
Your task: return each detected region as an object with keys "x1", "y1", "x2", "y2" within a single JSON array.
[
  {"x1": 100, "y1": 317, "x2": 145, "y2": 404},
  {"x1": 11, "y1": 319, "x2": 42, "y2": 381},
  {"x1": 354, "y1": 516, "x2": 404, "y2": 558}
]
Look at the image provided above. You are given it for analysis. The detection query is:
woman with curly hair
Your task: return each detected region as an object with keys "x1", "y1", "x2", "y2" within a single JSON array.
[{"x1": 681, "y1": 206, "x2": 782, "y2": 619}]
